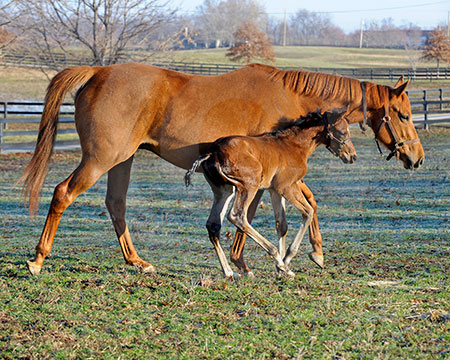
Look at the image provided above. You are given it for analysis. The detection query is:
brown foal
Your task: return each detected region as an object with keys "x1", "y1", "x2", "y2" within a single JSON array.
[{"x1": 185, "y1": 110, "x2": 356, "y2": 278}]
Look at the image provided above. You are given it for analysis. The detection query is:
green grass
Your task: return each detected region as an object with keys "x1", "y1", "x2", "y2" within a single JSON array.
[
  {"x1": 0, "y1": 127, "x2": 449, "y2": 359},
  {"x1": 172, "y1": 46, "x2": 437, "y2": 69}
]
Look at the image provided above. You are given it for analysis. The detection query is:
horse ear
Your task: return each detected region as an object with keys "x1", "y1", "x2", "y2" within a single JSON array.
[
  {"x1": 326, "y1": 108, "x2": 345, "y2": 124},
  {"x1": 392, "y1": 79, "x2": 409, "y2": 97},
  {"x1": 394, "y1": 76, "x2": 404, "y2": 87}
]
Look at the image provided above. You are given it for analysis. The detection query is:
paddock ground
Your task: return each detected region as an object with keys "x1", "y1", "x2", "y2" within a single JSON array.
[{"x1": 0, "y1": 128, "x2": 448, "y2": 359}]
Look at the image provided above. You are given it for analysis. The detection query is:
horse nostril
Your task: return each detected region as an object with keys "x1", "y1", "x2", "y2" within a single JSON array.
[
  {"x1": 406, "y1": 158, "x2": 413, "y2": 169},
  {"x1": 414, "y1": 157, "x2": 424, "y2": 169}
]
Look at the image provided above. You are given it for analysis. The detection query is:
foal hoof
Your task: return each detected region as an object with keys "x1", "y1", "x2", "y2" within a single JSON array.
[
  {"x1": 308, "y1": 252, "x2": 324, "y2": 269},
  {"x1": 276, "y1": 265, "x2": 296, "y2": 278},
  {"x1": 244, "y1": 271, "x2": 255, "y2": 278},
  {"x1": 26, "y1": 260, "x2": 42, "y2": 276},
  {"x1": 225, "y1": 272, "x2": 241, "y2": 281}
]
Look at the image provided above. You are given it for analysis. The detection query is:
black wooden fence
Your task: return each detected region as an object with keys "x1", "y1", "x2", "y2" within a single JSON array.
[
  {"x1": 0, "y1": 102, "x2": 77, "y2": 153},
  {"x1": 1, "y1": 89, "x2": 449, "y2": 153},
  {"x1": 2, "y1": 52, "x2": 450, "y2": 81}
]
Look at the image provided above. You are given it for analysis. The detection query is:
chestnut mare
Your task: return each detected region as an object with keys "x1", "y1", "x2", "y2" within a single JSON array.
[
  {"x1": 19, "y1": 63, "x2": 424, "y2": 276},
  {"x1": 184, "y1": 110, "x2": 356, "y2": 278}
]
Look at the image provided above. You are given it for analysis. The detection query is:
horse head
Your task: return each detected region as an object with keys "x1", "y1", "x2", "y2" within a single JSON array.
[
  {"x1": 323, "y1": 108, "x2": 357, "y2": 164},
  {"x1": 365, "y1": 78, "x2": 425, "y2": 170}
]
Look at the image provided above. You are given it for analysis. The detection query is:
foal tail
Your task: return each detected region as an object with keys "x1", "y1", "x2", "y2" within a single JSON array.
[
  {"x1": 18, "y1": 66, "x2": 100, "y2": 215},
  {"x1": 184, "y1": 154, "x2": 211, "y2": 187}
]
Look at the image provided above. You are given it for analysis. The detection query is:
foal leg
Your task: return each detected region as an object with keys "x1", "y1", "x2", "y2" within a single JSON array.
[
  {"x1": 228, "y1": 187, "x2": 293, "y2": 277},
  {"x1": 26, "y1": 158, "x2": 109, "y2": 276},
  {"x1": 281, "y1": 183, "x2": 314, "y2": 268},
  {"x1": 300, "y1": 182, "x2": 324, "y2": 269},
  {"x1": 205, "y1": 179, "x2": 239, "y2": 279},
  {"x1": 105, "y1": 156, "x2": 155, "y2": 273},
  {"x1": 269, "y1": 190, "x2": 288, "y2": 258},
  {"x1": 230, "y1": 189, "x2": 263, "y2": 276}
]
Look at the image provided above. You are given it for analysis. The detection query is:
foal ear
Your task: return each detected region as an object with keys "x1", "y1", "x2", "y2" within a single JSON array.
[
  {"x1": 392, "y1": 79, "x2": 409, "y2": 97},
  {"x1": 394, "y1": 76, "x2": 404, "y2": 87}
]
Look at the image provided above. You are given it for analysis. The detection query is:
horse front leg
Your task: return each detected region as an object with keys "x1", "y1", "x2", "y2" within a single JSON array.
[
  {"x1": 105, "y1": 156, "x2": 155, "y2": 273},
  {"x1": 228, "y1": 187, "x2": 293, "y2": 277},
  {"x1": 230, "y1": 189, "x2": 264, "y2": 276},
  {"x1": 281, "y1": 183, "x2": 314, "y2": 268},
  {"x1": 269, "y1": 190, "x2": 288, "y2": 258},
  {"x1": 299, "y1": 182, "x2": 324, "y2": 269}
]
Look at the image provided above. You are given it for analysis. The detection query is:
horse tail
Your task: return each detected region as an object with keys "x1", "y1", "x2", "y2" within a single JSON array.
[
  {"x1": 18, "y1": 66, "x2": 100, "y2": 215},
  {"x1": 184, "y1": 154, "x2": 211, "y2": 187}
]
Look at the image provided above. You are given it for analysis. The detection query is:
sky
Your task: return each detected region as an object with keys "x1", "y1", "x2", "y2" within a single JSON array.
[{"x1": 173, "y1": 0, "x2": 450, "y2": 33}]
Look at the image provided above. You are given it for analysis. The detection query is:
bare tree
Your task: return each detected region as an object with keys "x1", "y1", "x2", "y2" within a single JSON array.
[
  {"x1": 14, "y1": 0, "x2": 175, "y2": 70},
  {"x1": 226, "y1": 21, "x2": 274, "y2": 63},
  {"x1": 194, "y1": 0, "x2": 267, "y2": 48},
  {"x1": 403, "y1": 24, "x2": 424, "y2": 74},
  {"x1": 286, "y1": 9, "x2": 345, "y2": 46},
  {"x1": 0, "y1": 0, "x2": 20, "y2": 49}
]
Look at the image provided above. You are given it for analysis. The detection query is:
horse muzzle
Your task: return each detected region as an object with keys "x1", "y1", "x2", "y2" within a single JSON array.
[
  {"x1": 402, "y1": 154, "x2": 424, "y2": 170},
  {"x1": 340, "y1": 152, "x2": 357, "y2": 164}
]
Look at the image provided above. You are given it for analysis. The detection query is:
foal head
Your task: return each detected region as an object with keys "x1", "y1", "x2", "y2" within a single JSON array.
[{"x1": 322, "y1": 110, "x2": 357, "y2": 164}]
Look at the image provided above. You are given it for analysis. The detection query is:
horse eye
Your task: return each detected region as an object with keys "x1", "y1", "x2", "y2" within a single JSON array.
[{"x1": 399, "y1": 113, "x2": 409, "y2": 122}]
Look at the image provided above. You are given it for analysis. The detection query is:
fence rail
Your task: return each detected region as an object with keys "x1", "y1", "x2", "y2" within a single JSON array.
[
  {"x1": 1, "y1": 89, "x2": 449, "y2": 153},
  {"x1": 2, "y1": 52, "x2": 450, "y2": 81}
]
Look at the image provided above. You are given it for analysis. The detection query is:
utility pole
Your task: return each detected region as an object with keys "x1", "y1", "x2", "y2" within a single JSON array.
[
  {"x1": 283, "y1": 9, "x2": 287, "y2": 46},
  {"x1": 447, "y1": 11, "x2": 450, "y2": 39},
  {"x1": 359, "y1": 18, "x2": 365, "y2": 48}
]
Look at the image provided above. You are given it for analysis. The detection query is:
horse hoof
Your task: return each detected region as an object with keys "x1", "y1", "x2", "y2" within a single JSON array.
[
  {"x1": 286, "y1": 269, "x2": 296, "y2": 278},
  {"x1": 26, "y1": 260, "x2": 42, "y2": 276},
  {"x1": 140, "y1": 264, "x2": 156, "y2": 274},
  {"x1": 244, "y1": 271, "x2": 255, "y2": 278},
  {"x1": 309, "y1": 252, "x2": 324, "y2": 269},
  {"x1": 233, "y1": 272, "x2": 241, "y2": 280}
]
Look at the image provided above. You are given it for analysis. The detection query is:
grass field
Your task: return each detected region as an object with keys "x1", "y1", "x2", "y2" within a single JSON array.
[
  {"x1": 0, "y1": 127, "x2": 449, "y2": 359},
  {"x1": 170, "y1": 46, "x2": 435, "y2": 69}
]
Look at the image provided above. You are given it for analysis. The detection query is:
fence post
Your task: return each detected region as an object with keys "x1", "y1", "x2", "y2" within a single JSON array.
[
  {"x1": 0, "y1": 102, "x2": 4, "y2": 153},
  {"x1": 3, "y1": 102, "x2": 7, "y2": 130},
  {"x1": 423, "y1": 90, "x2": 429, "y2": 130},
  {"x1": 439, "y1": 88, "x2": 443, "y2": 111}
]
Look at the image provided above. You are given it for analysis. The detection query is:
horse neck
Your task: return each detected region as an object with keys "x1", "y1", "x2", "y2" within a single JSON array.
[{"x1": 349, "y1": 82, "x2": 387, "y2": 125}]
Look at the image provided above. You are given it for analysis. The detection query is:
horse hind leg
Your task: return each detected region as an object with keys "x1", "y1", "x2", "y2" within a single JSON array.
[
  {"x1": 299, "y1": 182, "x2": 324, "y2": 269},
  {"x1": 230, "y1": 189, "x2": 264, "y2": 277},
  {"x1": 205, "y1": 181, "x2": 239, "y2": 280},
  {"x1": 105, "y1": 156, "x2": 155, "y2": 273},
  {"x1": 27, "y1": 159, "x2": 108, "y2": 276}
]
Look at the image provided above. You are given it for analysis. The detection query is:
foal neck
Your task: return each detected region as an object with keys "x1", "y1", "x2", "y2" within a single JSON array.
[{"x1": 288, "y1": 122, "x2": 328, "y2": 154}]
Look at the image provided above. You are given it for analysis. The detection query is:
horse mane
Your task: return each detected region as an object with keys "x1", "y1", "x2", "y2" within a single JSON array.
[
  {"x1": 261, "y1": 112, "x2": 324, "y2": 139},
  {"x1": 247, "y1": 64, "x2": 389, "y2": 110}
]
